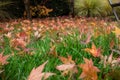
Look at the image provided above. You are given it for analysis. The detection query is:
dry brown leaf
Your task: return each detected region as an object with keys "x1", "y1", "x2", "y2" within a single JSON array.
[
  {"x1": 110, "y1": 40, "x2": 115, "y2": 49},
  {"x1": 49, "y1": 45, "x2": 58, "y2": 57},
  {"x1": 58, "y1": 55, "x2": 75, "y2": 64}
]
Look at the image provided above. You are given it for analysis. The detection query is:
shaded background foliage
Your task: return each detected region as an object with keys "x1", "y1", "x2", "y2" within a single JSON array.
[
  {"x1": 0, "y1": 0, "x2": 71, "y2": 19},
  {"x1": 0, "y1": 0, "x2": 120, "y2": 20}
]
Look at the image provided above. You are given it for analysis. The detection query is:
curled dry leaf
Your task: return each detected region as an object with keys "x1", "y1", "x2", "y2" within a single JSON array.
[
  {"x1": 28, "y1": 61, "x2": 55, "y2": 80},
  {"x1": 84, "y1": 43, "x2": 102, "y2": 57},
  {"x1": 79, "y1": 58, "x2": 100, "y2": 80},
  {"x1": 101, "y1": 53, "x2": 120, "y2": 68}
]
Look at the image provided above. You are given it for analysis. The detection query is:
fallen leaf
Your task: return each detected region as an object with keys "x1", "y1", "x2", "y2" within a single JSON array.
[
  {"x1": 56, "y1": 55, "x2": 78, "y2": 76},
  {"x1": 28, "y1": 61, "x2": 55, "y2": 80},
  {"x1": 84, "y1": 43, "x2": 102, "y2": 57},
  {"x1": 58, "y1": 55, "x2": 75, "y2": 64},
  {"x1": 10, "y1": 38, "x2": 27, "y2": 50},
  {"x1": 79, "y1": 58, "x2": 100, "y2": 80},
  {"x1": 0, "y1": 52, "x2": 9, "y2": 65},
  {"x1": 48, "y1": 45, "x2": 58, "y2": 57},
  {"x1": 56, "y1": 64, "x2": 75, "y2": 71},
  {"x1": 101, "y1": 53, "x2": 120, "y2": 68},
  {"x1": 110, "y1": 40, "x2": 115, "y2": 49}
]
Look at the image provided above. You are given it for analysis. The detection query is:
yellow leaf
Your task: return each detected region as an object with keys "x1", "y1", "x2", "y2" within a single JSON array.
[{"x1": 112, "y1": 26, "x2": 120, "y2": 37}]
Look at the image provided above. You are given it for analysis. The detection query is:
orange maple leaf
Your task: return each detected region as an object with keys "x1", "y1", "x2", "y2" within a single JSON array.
[
  {"x1": 28, "y1": 61, "x2": 55, "y2": 80},
  {"x1": 79, "y1": 58, "x2": 100, "y2": 80},
  {"x1": 84, "y1": 43, "x2": 101, "y2": 57},
  {"x1": 58, "y1": 55, "x2": 75, "y2": 64}
]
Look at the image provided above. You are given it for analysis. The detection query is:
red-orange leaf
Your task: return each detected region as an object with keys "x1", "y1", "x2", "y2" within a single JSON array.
[
  {"x1": 0, "y1": 52, "x2": 9, "y2": 65},
  {"x1": 84, "y1": 43, "x2": 101, "y2": 57},
  {"x1": 79, "y1": 58, "x2": 100, "y2": 80}
]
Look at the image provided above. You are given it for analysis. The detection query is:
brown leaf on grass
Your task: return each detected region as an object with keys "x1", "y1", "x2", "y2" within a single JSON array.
[
  {"x1": 110, "y1": 40, "x2": 115, "y2": 49},
  {"x1": 58, "y1": 55, "x2": 75, "y2": 64},
  {"x1": 28, "y1": 61, "x2": 55, "y2": 80},
  {"x1": 93, "y1": 30, "x2": 103, "y2": 38},
  {"x1": 0, "y1": 52, "x2": 9, "y2": 65},
  {"x1": 48, "y1": 45, "x2": 58, "y2": 57},
  {"x1": 56, "y1": 55, "x2": 78, "y2": 76},
  {"x1": 84, "y1": 43, "x2": 102, "y2": 57},
  {"x1": 79, "y1": 58, "x2": 100, "y2": 80}
]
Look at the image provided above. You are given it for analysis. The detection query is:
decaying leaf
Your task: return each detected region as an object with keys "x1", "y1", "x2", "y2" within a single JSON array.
[
  {"x1": 56, "y1": 55, "x2": 78, "y2": 76},
  {"x1": 28, "y1": 61, "x2": 55, "y2": 80},
  {"x1": 84, "y1": 43, "x2": 102, "y2": 57},
  {"x1": 79, "y1": 58, "x2": 100, "y2": 80}
]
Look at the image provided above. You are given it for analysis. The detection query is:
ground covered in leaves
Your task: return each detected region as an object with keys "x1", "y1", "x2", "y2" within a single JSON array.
[{"x1": 0, "y1": 16, "x2": 120, "y2": 80}]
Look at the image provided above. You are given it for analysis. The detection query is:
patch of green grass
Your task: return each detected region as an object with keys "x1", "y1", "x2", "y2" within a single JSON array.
[{"x1": 1, "y1": 30, "x2": 118, "y2": 80}]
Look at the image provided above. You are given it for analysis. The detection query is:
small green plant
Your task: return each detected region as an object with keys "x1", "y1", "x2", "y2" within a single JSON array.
[
  {"x1": 75, "y1": 0, "x2": 112, "y2": 17},
  {"x1": 75, "y1": 0, "x2": 103, "y2": 17}
]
